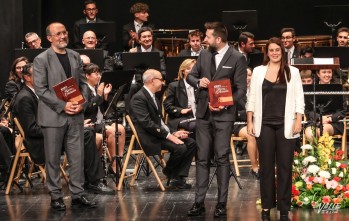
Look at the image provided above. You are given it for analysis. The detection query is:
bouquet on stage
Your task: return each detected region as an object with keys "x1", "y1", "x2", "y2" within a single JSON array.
[
  {"x1": 53, "y1": 77, "x2": 85, "y2": 104},
  {"x1": 292, "y1": 133, "x2": 349, "y2": 211},
  {"x1": 208, "y1": 79, "x2": 233, "y2": 107}
]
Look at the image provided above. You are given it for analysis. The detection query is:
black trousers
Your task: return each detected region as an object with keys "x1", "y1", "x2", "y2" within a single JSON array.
[
  {"x1": 161, "y1": 137, "x2": 196, "y2": 178},
  {"x1": 195, "y1": 116, "x2": 233, "y2": 203},
  {"x1": 83, "y1": 128, "x2": 105, "y2": 184},
  {"x1": 0, "y1": 132, "x2": 12, "y2": 171},
  {"x1": 256, "y1": 124, "x2": 296, "y2": 212}
]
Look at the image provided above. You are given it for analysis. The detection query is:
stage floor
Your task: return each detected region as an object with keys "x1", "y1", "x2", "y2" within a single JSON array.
[{"x1": 2, "y1": 164, "x2": 349, "y2": 221}]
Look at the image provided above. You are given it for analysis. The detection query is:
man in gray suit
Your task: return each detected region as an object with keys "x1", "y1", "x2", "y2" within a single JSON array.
[
  {"x1": 186, "y1": 22, "x2": 247, "y2": 217},
  {"x1": 33, "y1": 22, "x2": 96, "y2": 211}
]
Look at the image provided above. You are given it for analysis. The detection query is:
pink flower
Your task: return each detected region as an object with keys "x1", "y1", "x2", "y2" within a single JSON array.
[{"x1": 325, "y1": 180, "x2": 338, "y2": 189}]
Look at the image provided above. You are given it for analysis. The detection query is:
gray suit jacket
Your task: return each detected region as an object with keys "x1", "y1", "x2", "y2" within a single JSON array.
[
  {"x1": 187, "y1": 47, "x2": 247, "y2": 121},
  {"x1": 33, "y1": 47, "x2": 86, "y2": 127}
]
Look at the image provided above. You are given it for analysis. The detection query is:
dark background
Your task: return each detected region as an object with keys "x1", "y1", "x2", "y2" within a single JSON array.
[{"x1": 1, "y1": 0, "x2": 348, "y2": 97}]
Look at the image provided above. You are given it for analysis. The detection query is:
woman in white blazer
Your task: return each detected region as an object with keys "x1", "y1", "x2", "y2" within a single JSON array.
[{"x1": 246, "y1": 37, "x2": 304, "y2": 220}]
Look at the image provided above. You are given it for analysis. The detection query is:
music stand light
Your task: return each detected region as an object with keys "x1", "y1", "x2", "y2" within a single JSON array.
[
  {"x1": 222, "y1": 10, "x2": 258, "y2": 40},
  {"x1": 314, "y1": 5, "x2": 349, "y2": 45}
]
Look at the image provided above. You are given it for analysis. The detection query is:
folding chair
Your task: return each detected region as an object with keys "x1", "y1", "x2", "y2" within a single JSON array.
[{"x1": 118, "y1": 115, "x2": 167, "y2": 191}]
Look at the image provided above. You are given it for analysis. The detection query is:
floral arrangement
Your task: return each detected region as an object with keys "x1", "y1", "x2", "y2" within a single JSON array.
[{"x1": 292, "y1": 133, "x2": 349, "y2": 209}]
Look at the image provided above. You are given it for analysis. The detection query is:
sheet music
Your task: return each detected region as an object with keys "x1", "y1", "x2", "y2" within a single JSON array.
[{"x1": 313, "y1": 58, "x2": 334, "y2": 65}]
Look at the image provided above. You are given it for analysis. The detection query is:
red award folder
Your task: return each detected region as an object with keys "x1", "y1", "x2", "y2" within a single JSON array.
[
  {"x1": 208, "y1": 79, "x2": 233, "y2": 107},
  {"x1": 53, "y1": 77, "x2": 85, "y2": 104}
]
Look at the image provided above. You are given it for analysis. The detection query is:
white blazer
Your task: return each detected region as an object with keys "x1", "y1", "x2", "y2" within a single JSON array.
[{"x1": 246, "y1": 65, "x2": 305, "y2": 139}]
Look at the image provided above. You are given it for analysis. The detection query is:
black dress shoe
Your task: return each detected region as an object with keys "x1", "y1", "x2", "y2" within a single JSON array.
[
  {"x1": 169, "y1": 178, "x2": 192, "y2": 189},
  {"x1": 280, "y1": 211, "x2": 289, "y2": 220},
  {"x1": 162, "y1": 167, "x2": 171, "y2": 178},
  {"x1": 71, "y1": 195, "x2": 97, "y2": 208},
  {"x1": 251, "y1": 169, "x2": 260, "y2": 180},
  {"x1": 214, "y1": 202, "x2": 227, "y2": 217},
  {"x1": 87, "y1": 181, "x2": 115, "y2": 195},
  {"x1": 187, "y1": 202, "x2": 205, "y2": 216},
  {"x1": 51, "y1": 198, "x2": 66, "y2": 211},
  {"x1": 261, "y1": 209, "x2": 270, "y2": 220}
]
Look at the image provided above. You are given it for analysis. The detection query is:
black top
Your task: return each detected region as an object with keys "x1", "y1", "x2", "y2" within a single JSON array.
[
  {"x1": 262, "y1": 79, "x2": 287, "y2": 125},
  {"x1": 56, "y1": 53, "x2": 72, "y2": 78}
]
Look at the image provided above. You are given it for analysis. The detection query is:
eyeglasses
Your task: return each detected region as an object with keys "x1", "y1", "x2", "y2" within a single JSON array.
[
  {"x1": 153, "y1": 77, "x2": 164, "y2": 82},
  {"x1": 84, "y1": 36, "x2": 96, "y2": 40},
  {"x1": 49, "y1": 31, "x2": 68, "y2": 38},
  {"x1": 27, "y1": 38, "x2": 39, "y2": 45},
  {"x1": 85, "y1": 8, "x2": 97, "y2": 12},
  {"x1": 281, "y1": 36, "x2": 293, "y2": 40}
]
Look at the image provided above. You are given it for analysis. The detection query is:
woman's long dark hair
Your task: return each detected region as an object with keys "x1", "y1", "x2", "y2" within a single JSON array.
[
  {"x1": 9, "y1": 57, "x2": 29, "y2": 82},
  {"x1": 262, "y1": 37, "x2": 290, "y2": 83}
]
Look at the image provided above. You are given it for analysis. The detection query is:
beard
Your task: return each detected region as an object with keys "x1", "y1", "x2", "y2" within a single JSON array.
[
  {"x1": 208, "y1": 44, "x2": 218, "y2": 53},
  {"x1": 57, "y1": 38, "x2": 69, "y2": 49}
]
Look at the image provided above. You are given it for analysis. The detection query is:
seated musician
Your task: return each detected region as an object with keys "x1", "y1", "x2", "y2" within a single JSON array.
[
  {"x1": 232, "y1": 68, "x2": 259, "y2": 179},
  {"x1": 122, "y1": 2, "x2": 155, "y2": 51},
  {"x1": 300, "y1": 70, "x2": 313, "y2": 85},
  {"x1": 304, "y1": 69, "x2": 346, "y2": 141},
  {"x1": 5, "y1": 57, "x2": 29, "y2": 100},
  {"x1": 125, "y1": 26, "x2": 166, "y2": 113},
  {"x1": 130, "y1": 69, "x2": 196, "y2": 189},
  {"x1": 178, "y1": 30, "x2": 203, "y2": 57},
  {"x1": 82, "y1": 63, "x2": 126, "y2": 173},
  {"x1": 163, "y1": 59, "x2": 197, "y2": 134},
  {"x1": 81, "y1": 30, "x2": 115, "y2": 71}
]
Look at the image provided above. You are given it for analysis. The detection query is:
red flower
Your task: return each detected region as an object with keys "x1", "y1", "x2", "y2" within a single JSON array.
[
  {"x1": 336, "y1": 150, "x2": 344, "y2": 156},
  {"x1": 309, "y1": 176, "x2": 315, "y2": 182},
  {"x1": 344, "y1": 191, "x2": 349, "y2": 198},
  {"x1": 340, "y1": 164, "x2": 347, "y2": 169},
  {"x1": 333, "y1": 155, "x2": 342, "y2": 161},
  {"x1": 333, "y1": 177, "x2": 341, "y2": 182},
  {"x1": 294, "y1": 151, "x2": 299, "y2": 157},
  {"x1": 322, "y1": 196, "x2": 331, "y2": 204},
  {"x1": 292, "y1": 185, "x2": 300, "y2": 196}
]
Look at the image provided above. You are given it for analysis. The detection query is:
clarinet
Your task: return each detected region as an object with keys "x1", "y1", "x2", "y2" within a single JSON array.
[{"x1": 101, "y1": 121, "x2": 108, "y2": 184}]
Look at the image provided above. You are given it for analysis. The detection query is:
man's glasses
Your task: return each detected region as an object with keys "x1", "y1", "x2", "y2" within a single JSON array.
[
  {"x1": 49, "y1": 31, "x2": 68, "y2": 38},
  {"x1": 27, "y1": 38, "x2": 39, "y2": 45},
  {"x1": 281, "y1": 36, "x2": 293, "y2": 40},
  {"x1": 85, "y1": 8, "x2": 97, "y2": 12},
  {"x1": 153, "y1": 77, "x2": 164, "y2": 82}
]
